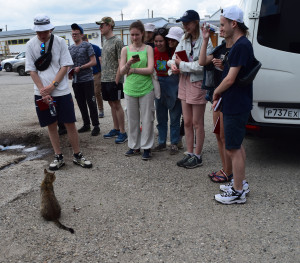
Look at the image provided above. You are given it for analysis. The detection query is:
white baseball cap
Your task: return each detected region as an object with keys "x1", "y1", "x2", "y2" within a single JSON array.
[
  {"x1": 221, "y1": 5, "x2": 248, "y2": 30},
  {"x1": 32, "y1": 14, "x2": 55, "y2": 32},
  {"x1": 166, "y1": 27, "x2": 184, "y2": 42},
  {"x1": 144, "y1": 23, "x2": 155, "y2": 32}
]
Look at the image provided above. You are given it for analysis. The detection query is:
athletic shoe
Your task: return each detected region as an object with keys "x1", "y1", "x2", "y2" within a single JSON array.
[
  {"x1": 73, "y1": 152, "x2": 92, "y2": 168},
  {"x1": 115, "y1": 132, "x2": 128, "y2": 144},
  {"x1": 98, "y1": 111, "x2": 104, "y2": 118},
  {"x1": 103, "y1": 129, "x2": 120, "y2": 139},
  {"x1": 170, "y1": 144, "x2": 179, "y2": 155},
  {"x1": 177, "y1": 154, "x2": 192, "y2": 167},
  {"x1": 215, "y1": 187, "x2": 246, "y2": 204},
  {"x1": 177, "y1": 139, "x2": 184, "y2": 149},
  {"x1": 183, "y1": 155, "x2": 203, "y2": 169},
  {"x1": 142, "y1": 149, "x2": 152, "y2": 160},
  {"x1": 153, "y1": 143, "x2": 167, "y2": 152},
  {"x1": 125, "y1": 149, "x2": 141, "y2": 156},
  {"x1": 91, "y1": 126, "x2": 100, "y2": 136},
  {"x1": 49, "y1": 154, "x2": 65, "y2": 171},
  {"x1": 78, "y1": 125, "x2": 91, "y2": 133},
  {"x1": 220, "y1": 179, "x2": 250, "y2": 194}
]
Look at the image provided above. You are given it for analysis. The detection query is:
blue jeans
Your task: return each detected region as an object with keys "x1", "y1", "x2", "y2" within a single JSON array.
[{"x1": 155, "y1": 75, "x2": 182, "y2": 145}]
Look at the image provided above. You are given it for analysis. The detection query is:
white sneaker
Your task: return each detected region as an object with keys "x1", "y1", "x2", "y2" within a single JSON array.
[
  {"x1": 49, "y1": 155, "x2": 65, "y2": 171},
  {"x1": 220, "y1": 179, "x2": 250, "y2": 194},
  {"x1": 73, "y1": 152, "x2": 92, "y2": 168},
  {"x1": 215, "y1": 187, "x2": 246, "y2": 204}
]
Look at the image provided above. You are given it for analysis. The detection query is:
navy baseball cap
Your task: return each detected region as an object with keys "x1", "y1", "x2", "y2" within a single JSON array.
[
  {"x1": 176, "y1": 10, "x2": 200, "y2": 23},
  {"x1": 71, "y1": 23, "x2": 84, "y2": 34}
]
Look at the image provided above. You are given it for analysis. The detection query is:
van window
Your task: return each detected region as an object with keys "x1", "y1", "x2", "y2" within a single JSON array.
[{"x1": 258, "y1": 0, "x2": 300, "y2": 54}]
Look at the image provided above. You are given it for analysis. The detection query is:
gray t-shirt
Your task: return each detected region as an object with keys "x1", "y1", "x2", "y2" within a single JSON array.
[
  {"x1": 69, "y1": 41, "x2": 95, "y2": 83},
  {"x1": 101, "y1": 35, "x2": 124, "y2": 83}
]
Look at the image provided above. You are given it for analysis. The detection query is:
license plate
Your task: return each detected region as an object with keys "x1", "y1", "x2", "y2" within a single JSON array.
[{"x1": 264, "y1": 108, "x2": 300, "y2": 119}]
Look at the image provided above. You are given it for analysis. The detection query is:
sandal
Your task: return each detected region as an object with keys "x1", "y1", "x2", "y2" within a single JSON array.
[
  {"x1": 210, "y1": 169, "x2": 233, "y2": 183},
  {"x1": 208, "y1": 168, "x2": 223, "y2": 179}
]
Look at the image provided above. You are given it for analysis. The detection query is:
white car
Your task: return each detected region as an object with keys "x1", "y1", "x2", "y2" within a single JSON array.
[{"x1": 0, "y1": 52, "x2": 26, "y2": 72}]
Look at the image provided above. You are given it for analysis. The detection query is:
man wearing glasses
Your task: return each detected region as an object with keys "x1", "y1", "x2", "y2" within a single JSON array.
[
  {"x1": 96, "y1": 17, "x2": 128, "y2": 144},
  {"x1": 25, "y1": 14, "x2": 93, "y2": 170},
  {"x1": 68, "y1": 23, "x2": 100, "y2": 136}
]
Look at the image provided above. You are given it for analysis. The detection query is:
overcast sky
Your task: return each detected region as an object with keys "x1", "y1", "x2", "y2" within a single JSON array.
[{"x1": 0, "y1": 0, "x2": 241, "y2": 31}]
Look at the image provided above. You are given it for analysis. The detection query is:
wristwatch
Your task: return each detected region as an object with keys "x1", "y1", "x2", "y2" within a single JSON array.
[{"x1": 52, "y1": 81, "x2": 59, "y2": 87}]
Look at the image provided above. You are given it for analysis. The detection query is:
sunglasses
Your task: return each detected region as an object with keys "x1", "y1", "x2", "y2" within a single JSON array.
[
  {"x1": 40, "y1": 42, "x2": 45, "y2": 55},
  {"x1": 99, "y1": 23, "x2": 107, "y2": 28}
]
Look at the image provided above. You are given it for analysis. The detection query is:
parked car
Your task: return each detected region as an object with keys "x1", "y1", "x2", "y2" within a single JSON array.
[
  {"x1": 0, "y1": 52, "x2": 26, "y2": 72},
  {"x1": 12, "y1": 59, "x2": 28, "y2": 76}
]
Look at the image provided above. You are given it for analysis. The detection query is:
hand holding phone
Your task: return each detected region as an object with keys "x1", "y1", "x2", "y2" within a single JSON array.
[{"x1": 132, "y1": 54, "x2": 140, "y2": 59}]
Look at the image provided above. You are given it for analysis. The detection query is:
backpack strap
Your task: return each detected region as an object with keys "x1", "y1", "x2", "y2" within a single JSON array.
[{"x1": 47, "y1": 34, "x2": 54, "y2": 53}]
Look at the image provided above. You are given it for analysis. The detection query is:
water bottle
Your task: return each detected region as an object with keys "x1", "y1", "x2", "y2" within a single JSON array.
[{"x1": 49, "y1": 99, "x2": 57, "y2": 116}]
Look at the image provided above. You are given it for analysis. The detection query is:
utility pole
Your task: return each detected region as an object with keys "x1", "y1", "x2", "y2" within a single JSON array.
[
  {"x1": 121, "y1": 10, "x2": 124, "y2": 21},
  {"x1": 152, "y1": 10, "x2": 153, "y2": 18},
  {"x1": 120, "y1": 10, "x2": 124, "y2": 43},
  {"x1": 148, "y1": 9, "x2": 149, "y2": 18}
]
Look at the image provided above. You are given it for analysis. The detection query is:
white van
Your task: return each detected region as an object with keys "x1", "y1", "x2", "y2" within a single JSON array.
[{"x1": 241, "y1": 0, "x2": 300, "y2": 131}]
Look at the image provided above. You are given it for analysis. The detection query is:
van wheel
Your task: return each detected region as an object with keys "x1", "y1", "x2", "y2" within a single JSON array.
[
  {"x1": 18, "y1": 66, "x2": 26, "y2": 76},
  {"x1": 4, "y1": 63, "x2": 12, "y2": 72}
]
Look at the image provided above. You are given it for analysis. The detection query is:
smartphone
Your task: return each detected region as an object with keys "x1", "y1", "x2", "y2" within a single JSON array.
[{"x1": 132, "y1": 54, "x2": 140, "y2": 59}]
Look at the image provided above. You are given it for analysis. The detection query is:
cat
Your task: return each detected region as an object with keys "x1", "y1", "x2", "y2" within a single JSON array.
[{"x1": 40, "y1": 169, "x2": 74, "y2": 234}]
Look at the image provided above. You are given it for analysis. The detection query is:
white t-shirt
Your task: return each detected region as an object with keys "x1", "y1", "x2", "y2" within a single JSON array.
[{"x1": 26, "y1": 35, "x2": 74, "y2": 96}]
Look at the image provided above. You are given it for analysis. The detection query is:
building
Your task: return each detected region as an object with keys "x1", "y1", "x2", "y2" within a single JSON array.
[{"x1": 0, "y1": 17, "x2": 168, "y2": 56}]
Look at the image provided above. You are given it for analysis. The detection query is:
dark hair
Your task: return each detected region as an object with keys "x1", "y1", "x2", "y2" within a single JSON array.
[
  {"x1": 222, "y1": 15, "x2": 249, "y2": 37},
  {"x1": 153, "y1": 27, "x2": 173, "y2": 58},
  {"x1": 129, "y1": 20, "x2": 145, "y2": 42}
]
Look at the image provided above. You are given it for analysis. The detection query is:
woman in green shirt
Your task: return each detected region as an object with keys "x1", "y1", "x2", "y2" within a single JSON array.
[{"x1": 120, "y1": 20, "x2": 155, "y2": 160}]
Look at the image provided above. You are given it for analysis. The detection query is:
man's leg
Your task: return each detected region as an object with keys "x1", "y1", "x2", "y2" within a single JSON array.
[
  {"x1": 83, "y1": 81, "x2": 99, "y2": 127},
  {"x1": 64, "y1": 122, "x2": 80, "y2": 154},
  {"x1": 47, "y1": 121, "x2": 61, "y2": 154},
  {"x1": 73, "y1": 83, "x2": 90, "y2": 127},
  {"x1": 110, "y1": 100, "x2": 125, "y2": 133},
  {"x1": 93, "y1": 72, "x2": 104, "y2": 113}
]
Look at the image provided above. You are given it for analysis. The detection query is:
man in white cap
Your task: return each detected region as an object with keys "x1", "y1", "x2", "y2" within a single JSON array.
[
  {"x1": 212, "y1": 6, "x2": 254, "y2": 204},
  {"x1": 25, "y1": 14, "x2": 93, "y2": 170},
  {"x1": 144, "y1": 23, "x2": 156, "y2": 48}
]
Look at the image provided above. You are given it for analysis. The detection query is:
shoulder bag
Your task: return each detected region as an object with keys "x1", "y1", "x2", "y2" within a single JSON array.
[{"x1": 34, "y1": 34, "x2": 54, "y2": 71}]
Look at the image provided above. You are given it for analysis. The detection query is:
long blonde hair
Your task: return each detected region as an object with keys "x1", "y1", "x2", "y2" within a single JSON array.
[{"x1": 184, "y1": 21, "x2": 200, "y2": 40}]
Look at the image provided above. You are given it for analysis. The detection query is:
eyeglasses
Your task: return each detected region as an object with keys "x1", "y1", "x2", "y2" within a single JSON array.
[
  {"x1": 72, "y1": 33, "x2": 80, "y2": 36},
  {"x1": 40, "y1": 43, "x2": 45, "y2": 55},
  {"x1": 99, "y1": 23, "x2": 107, "y2": 28}
]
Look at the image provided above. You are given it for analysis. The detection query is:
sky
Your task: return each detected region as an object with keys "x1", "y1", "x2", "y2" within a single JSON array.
[{"x1": 0, "y1": 0, "x2": 241, "y2": 31}]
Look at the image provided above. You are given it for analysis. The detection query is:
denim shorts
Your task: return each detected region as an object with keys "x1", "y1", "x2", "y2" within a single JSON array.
[
  {"x1": 35, "y1": 93, "x2": 76, "y2": 127},
  {"x1": 223, "y1": 111, "x2": 250, "y2": 150}
]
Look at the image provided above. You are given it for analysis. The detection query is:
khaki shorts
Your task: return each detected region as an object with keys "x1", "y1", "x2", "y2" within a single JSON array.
[{"x1": 178, "y1": 74, "x2": 207, "y2": 105}]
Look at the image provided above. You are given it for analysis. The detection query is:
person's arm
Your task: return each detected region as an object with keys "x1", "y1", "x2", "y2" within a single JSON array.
[
  {"x1": 134, "y1": 45, "x2": 154, "y2": 75},
  {"x1": 212, "y1": 66, "x2": 241, "y2": 108},
  {"x1": 199, "y1": 24, "x2": 213, "y2": 66},
  {"x1": 74, "y1": 55, "x2": 96, "y2": 74}
]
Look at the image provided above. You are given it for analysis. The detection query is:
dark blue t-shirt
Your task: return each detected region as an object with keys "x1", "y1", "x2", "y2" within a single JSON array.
[
  {"x1": 221, "y1": 36, "x2": 254, "y2": 115},
  {"x1": 92, "y1": 44, "x2": 101, "y2": 74}
]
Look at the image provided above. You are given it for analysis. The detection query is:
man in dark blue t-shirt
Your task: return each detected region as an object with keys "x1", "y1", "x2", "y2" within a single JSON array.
[{"x1": 212, "y1": 6, "x2": 254, "y2": 205}]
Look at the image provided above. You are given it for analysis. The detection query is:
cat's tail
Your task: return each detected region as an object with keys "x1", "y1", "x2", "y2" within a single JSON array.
[{"x1": 54, "y1": 219, "x2": 75, "y2": 234}]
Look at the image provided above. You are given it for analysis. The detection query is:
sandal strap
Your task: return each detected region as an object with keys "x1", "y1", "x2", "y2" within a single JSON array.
[{"x1": 219, "y1": 169, "x2": 229, "y2": 181}]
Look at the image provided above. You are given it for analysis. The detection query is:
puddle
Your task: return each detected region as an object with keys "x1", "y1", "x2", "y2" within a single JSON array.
[{"x1": 1, "y1": 145, "x2": 26, "y2": 151}]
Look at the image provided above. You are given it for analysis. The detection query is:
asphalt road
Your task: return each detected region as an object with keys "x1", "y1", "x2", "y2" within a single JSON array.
[{"x1": 0, "y1": 70, "x2": 299, "y2": 263}]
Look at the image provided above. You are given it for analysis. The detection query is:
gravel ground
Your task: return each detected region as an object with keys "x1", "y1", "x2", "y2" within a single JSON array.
[{"x1": 0, "y1": 71, "x2": 299, "y2": 263}]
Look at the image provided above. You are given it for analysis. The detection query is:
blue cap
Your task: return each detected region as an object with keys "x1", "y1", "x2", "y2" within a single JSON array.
[
  {"x1": 71, "y1": 23, "x2": 84, "y2": 34},
  {"x1": 176, "y1": 10, "x2": 200, "y2": 23}
]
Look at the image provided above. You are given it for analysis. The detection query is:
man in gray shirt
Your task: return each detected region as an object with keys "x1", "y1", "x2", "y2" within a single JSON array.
[{"x1": 69, "y1": 23, "x2": 100, "y2": 136}]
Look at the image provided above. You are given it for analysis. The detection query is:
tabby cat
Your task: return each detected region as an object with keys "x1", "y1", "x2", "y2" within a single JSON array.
[{"x1": 40, "y1": 169, "x2": 74, "y2": 234}]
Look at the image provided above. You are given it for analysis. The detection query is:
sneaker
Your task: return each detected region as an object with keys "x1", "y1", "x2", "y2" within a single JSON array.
[
  {"x1": 98, "y1": 111, "x2": 104, "y2": 118},
  {"x1": 170, "y1": 144, "x2": 179, "y2": 155},
  {"x1": 177, "y1": 139, "x2": 184, "y2": 149},
  {"x1": 142, "y1": 149, "x2": 152, "y2": 160},
  {"x1": 115, "y1": 132, "x2": 128, "y2": 144},
  {"x1": 91, "y1": 126, "x2": 100, "y2": 136},
  {"x1": 73, "y1": 152, "x2": 92, "y2": 168},
  {"x1": 78, "y1": 125, "x2": 91, "y2": 133},
  {"x1": 153, "y1": 143, "x2": 167, "y2": 152},
  {"x1": 103, "y1": 129, "x2": 120, "y2": 139},
  {"x1": 183, "y1": 155, "x2": 203, "y2": 169},
  {"x1": 215, "y1": 187, "x2": 246, "y2": 204},
  {"x1": 125, "y1": 148, "x2": 141, "y2": 156},
  {"x1": 220, "y1": 179, "x2": 250, "y2": 194},
  {"x1": 49, "y1": 154, "x2": 65, "y2": 171},
  {"x1": 177, "y1": 154, "x2": 192, "y2": 167}
]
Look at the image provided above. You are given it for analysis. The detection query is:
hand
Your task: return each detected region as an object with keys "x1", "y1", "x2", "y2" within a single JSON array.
[
  {"x1": 175, "y1": 54, "x2": 182, "y2": 67},
  {"x1": 212, "y1": 58, "x2": 224, "y2": 70},
  {"x1": 74, "y1": 66, "x2": 81, "y2": 73},
  {"x1": 171, "y1": 64, "x2": 180, "y2": 74},
  {"x1": 128, "y1": 56, "x2": 140, "y2": 66},
  {"x1": 201, "y1": 23, "x2": 210, "y2": 40},
  {"x1": 42, "y1": 95, "x2": 52, "y2": 104},
  {"x1": 40, "y1": 85, "x2": 53, "y2": 97},
  {"x1": 127, "y1": 68, "x2": 134, "y2": 76},
  {"x1": 212, "y1": 89, "x2": 221, "y2": 107}
]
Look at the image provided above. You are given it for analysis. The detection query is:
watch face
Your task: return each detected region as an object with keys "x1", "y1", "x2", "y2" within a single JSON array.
[{"x1": 53, "y1": 82, "x2": 59, "y2": 87}]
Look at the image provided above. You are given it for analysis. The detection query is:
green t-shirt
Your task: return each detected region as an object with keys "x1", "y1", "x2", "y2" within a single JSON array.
[{"x1": 123, "y1": 46, "x2": 153, "y2": 97}]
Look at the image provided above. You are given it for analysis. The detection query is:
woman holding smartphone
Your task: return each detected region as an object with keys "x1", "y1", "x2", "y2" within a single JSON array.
[
  {"x1": 120, "y1": 20, "x2": 155, "y2": 160},
  {"x1": 169, "y1": 10, "x2": 213, "y2": 168}
]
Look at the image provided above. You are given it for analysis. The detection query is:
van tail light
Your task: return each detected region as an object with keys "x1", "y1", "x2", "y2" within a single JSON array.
[{"x1": 246, "y1": 124, "x2": 261, "y2": 131}]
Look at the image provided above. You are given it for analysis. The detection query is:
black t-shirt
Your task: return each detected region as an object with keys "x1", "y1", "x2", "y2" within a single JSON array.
[{"x1": 221, "y1": 36, "x2": 254, "y2": 115}]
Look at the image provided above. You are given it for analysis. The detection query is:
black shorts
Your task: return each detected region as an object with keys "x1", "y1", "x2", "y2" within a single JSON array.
[
  {"x1": 35, "y1": 93, "x2": 76, "y2": 127},
  {"x1": 101, "y1": 82, "x2": 124, "y2": 101}
]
